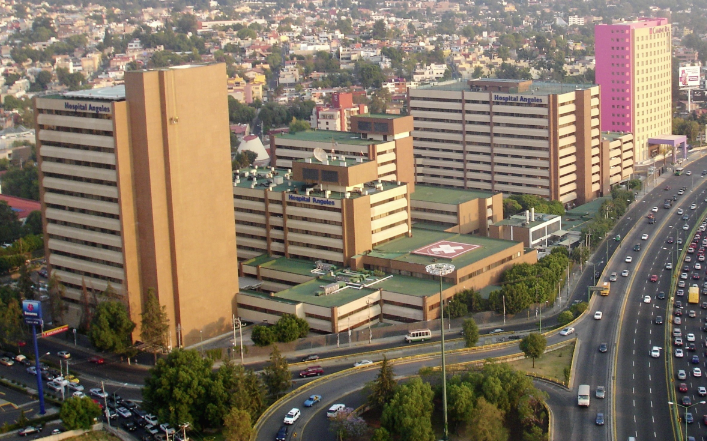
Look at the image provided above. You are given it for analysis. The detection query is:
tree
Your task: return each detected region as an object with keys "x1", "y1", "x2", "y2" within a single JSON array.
[
  {"x1": 176, "y1": 14, "x2": 199, "y2": 34},
  {"x1": 47, "y1": 273, "x2": 67, "y2": 325},
  {"x1": 445, "y1": 295, "x2": 468, "y2": 318},
  {"x1": 381, "y1": 377, "x2": 435, "y2": 441},
  {"x1": 467, "y1": 397, "x2": 508, "y2": 441},
  {"x1": 0, "y1": 201, "x2": 22, "y2": 244},
  {"x1": 503, "y1": 198, "x2": 523, "y2": 217},
  {"x1": 367, "y1": 355, "x2": 396, "y2": 410},
  {"x1": 23, "y1": 211, "x2": 42, "y2": 236},
  {"x1": 462, "y1": 318, "x2": 479, "y2": 348},
  {"x1": 143, "y1": 349, "x2": 215, "y2": 429},
  {"x1": 232, "y1": 150, "x2": 258, "y2": 170},
  {"x1": 0, "y1": 164, "x2": 39, "y2": 200},
  {"x1": 214, "y1": 362, "x2": 265, "y2": 423},
  {"x1": 371, "y1": 427, "x2": 391, "y2": 441},
  {"x1": 448, "y1": 382, "x2": 475, "y2": 427},
  {"x1": 0, "y1": 298, "x2": 23, "y2": 347},
  {"x1": 557, "y1": 310, "x2": 574, "y2": 326},
  {"x1": 288, "y1": 118, "x2": 310, "y2": 134},
  {"x1": 60, "y1": 396, "x2": 102, "y2": 430},
  {"x1": 250, "y1": 325, "x2": 276, "y2": 346},
  {"x1": 18, "y1": 264, "x2": 34, "y2": 300},
  {"x1": 519, "y1": 333, "x2": 547, "y2": 368},
  {"x1": 223, "y1": 407, "x2": 252, "y2": 441},
  {"x1": 372, "y1": 20, "x2": 387, "y2": 39},
  {"x1": 141, "y1": 289, "x2": 170, "y2": 363},
  {"x1": 330, "y1": 407, "x2": 369, "y2": 440},
  {"x1": 262, "y1": 345, "x2": 290, "y2": 398},
  {"x1": 274, "y1": 314, "x2": 309, "y2": 342},
  {"x1": 570, "y1": 301, "x2": 588, "y2": 317},
  {"x1": 88, "y1": 301, "x2": 136, "y2": 354},
  {"x1": 356, "y1": 61, "x2": 386, "y2": 88}
]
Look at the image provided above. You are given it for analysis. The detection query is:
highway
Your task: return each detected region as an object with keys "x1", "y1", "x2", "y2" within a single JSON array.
[{"x1": 614, "y1": 158, "x2": 707, "y2": 441}]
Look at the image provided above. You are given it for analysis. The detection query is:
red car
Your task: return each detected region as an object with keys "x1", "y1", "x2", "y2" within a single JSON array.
[
  {"x1": 650, "y1": 275, "x2": 658, "y2": 282},
  {"x1": 680, "y1": 383, "x2": 689, "y2": 392},
  {"x1": 88, "y1": 357, "x2": 105, "y2": 364}
]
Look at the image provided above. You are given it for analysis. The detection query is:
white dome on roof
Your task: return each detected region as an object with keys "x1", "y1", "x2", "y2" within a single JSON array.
[{"x1": 237, "y1": 135, "x2": 270, "y2": 164}]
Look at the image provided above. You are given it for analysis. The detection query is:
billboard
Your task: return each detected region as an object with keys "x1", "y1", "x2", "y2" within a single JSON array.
[
  {"x1": 692, "y1": 90, "x2": 707, "y2": 102},
  {"x1": 22, "y1": 300, "x2": 43, "y2": 326},
  {"x1": 679, "y1": 66, "x2": 700, "y2": 88}
]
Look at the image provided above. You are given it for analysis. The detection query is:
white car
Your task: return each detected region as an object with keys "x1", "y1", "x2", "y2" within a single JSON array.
[
  {"x1": 679, "y1": 208, "x2": 685, "y2": 215},
  {"x1": 89, "y1": 388, "x2": 107, "y2": 399},
  {"x1": 72, "y1": 391, "x2": 85, "y2": 398},
  {"x1": 694, "y1": 367, "x2": 703, "y2": 377},
  {"x1": 692, "y1": 204, "x2": 698, "y2": 210},
  {"x1": 46, "y1": 381, "x2": 63, "y2": 392},
  {"x1": 559, "y1": 327, "x2": 575, "y2": 336},
  {"x1": 625, "y1": 256, "x2": 633, "y2": 263},
  {"x1": 354, "y1": 360, "x2": 373, "y2": 367},
  {"x1": 676, "y1": 348, "x2": 684, "y2": 358},
  {"x1": 56, "y1": 351, "x2": 70, "y2": 359},
  {"x1": 159, "y1": 423, "x2": 174, "y2": 435},
  {"x1": 117, "y1": 407, "x2": 132, "y2": 418},
  {"x1": 594, "y1": 311, "x2": 603, "y2": 320},
  {"x1": 327, "y1": 404, "x2": 346, "y2": 418},
  {"x1": 641, "y1": 234, "x2": 649, "y2": 240},
  {"x1": 643, "y1": 295, "x2": 651, "y2": 303},
  {"x1": 696, "y1": 263, "x2": 703, "y2": 270},
  {"x1": 621, "y1": 270, "x2": 629, "y2": 277},
  {"x1": 698, "y1": 387, "x2": 707, "y2": 396},
  {"x1": 678, "y1": 369, "x2": 687, "y2": 380},
  {"x1": 684, "y1": 224, "x2": 690, "y2": 230},
  {"x1": 666, "y1": 262, "x2": 673, "y2": 270},
  {"x1": 687, "y1": 333, "x2": 696, "y2": 342},
  {"x1": 652, "y1": 207, "x2": 659, "y2": 212},
  {"x1": 651, "y1": 347, "x2": 661, "y2": 358},
  {"x1": 144, "y1": 415, "x2": 159, "y2": 426},
  {"x1": 66, "y1": 383, "x2": 83, "y2": 392},
  {"x1": 681, "y1": 272, "x2": 689, "y2": 280},
  {"x1": 283, "y1": 408, "x2": 300, "y2": 425}
]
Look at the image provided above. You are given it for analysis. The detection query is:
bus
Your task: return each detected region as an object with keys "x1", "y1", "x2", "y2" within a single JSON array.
[
  {"x1": 689, "y1": 286, "x2": 699, "y2": 304},
  {"x1": 578, "y1": 385, "x2": 591, "y2": 407},
  {"x1": 600, "y1": 282, "x2": 610, "y2": 296},
  {"x1": 675, "y1": 167, "x2": 684, "y2": 176},
  {"x1": 405, "y1": 329, "x2": 432, "y2": 343}
]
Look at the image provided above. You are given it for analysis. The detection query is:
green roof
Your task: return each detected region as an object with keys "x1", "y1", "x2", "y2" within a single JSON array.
[
  {"x1": 275, "y1": 276, "x2": 378, "y2": 307},
  {"x1": 275, "y1": 129, "x2": 383, "y2": 146},
  {"x1": 411, "y1": 185, "x2": 492, "y2": 205},
  {"x1": 242, "y1": 255, "x2": 317, "y2": 277},
  {"x1": 375, "y1": 275, "x2": 452, "y2": 297},
  {"x1": 418, "y1": 79, "x2": 596, "y2": 95},
  {"x1": 564, "y1": 197, "x2": 609, "y2": 231},
  {"x1": 494, "y1": 213, "x2": 561, "y2": 228},
  {"x1": 367, "y1": 228, "x2": 519, "y2": 267},
  {"x1": 240, "y1": 290, "x2": 300, "y2": 305}
]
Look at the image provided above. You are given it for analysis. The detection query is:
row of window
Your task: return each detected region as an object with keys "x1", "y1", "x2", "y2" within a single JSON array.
[
  {"x1": 48, "y1": 233, "x2": 122, "y2": 253},
  {"x1": 40, "y1": 140, "x2": 114, "y2": 155},
  {"x1": 50, "y1": 249, "x2": 123, "y2": 269},
  {"x1": 39, "y1": 124, "x2": 113, "y2": 137},
  {"x1": 38, "y1": 108, "x2": 113, "y2": 120},
  {"x1": 53, "y1": 264, "x2": 123, "y2": 286},
  {"x1": 47, "y1": 218, "x2": 120, "y2": 236},
  {"x1": 43, "y1": 171, "x2": 117, "y2": 188},
  {"x1": 45, "y1": 203, "x2": 120, "y2": 220}
]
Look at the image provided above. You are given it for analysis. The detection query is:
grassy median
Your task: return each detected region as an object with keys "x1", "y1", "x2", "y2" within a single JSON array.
[{"x1": 507, "y1": 342, "x2": 575, "y2": 384}]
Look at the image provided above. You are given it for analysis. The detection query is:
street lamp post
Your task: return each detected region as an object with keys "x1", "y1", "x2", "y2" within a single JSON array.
[
  {"x1": 366, "y1": 299, "x2": 372, "y2": 344},
  {"x1": 426, "y1": 263, "x2": 455, "y2": 441},
  {"x1": 669, "y1": 400, "x2": 705, "y2": 440}
]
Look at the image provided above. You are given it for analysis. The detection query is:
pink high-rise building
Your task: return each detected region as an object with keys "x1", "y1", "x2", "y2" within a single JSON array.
[{"x1": 595, "y1": 18, "x2": 672, "y2": 162}]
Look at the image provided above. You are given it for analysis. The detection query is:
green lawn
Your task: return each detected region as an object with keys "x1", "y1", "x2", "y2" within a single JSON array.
[{"x1": 507, "y1": 342, "x2": 574, "y2": 384}]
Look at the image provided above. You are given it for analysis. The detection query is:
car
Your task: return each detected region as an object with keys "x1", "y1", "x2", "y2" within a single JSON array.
[
  {"x1": 684, "y1": 214, "x2": 691, "y2": 221},
  {"x1": 56, "y1": 351, "x2": 70, "y2": 359},
  {"x1": 116, "y1": 407, "x2": 132, "y2": 418},
  {"x1": 685, "y1": 264, "x2": 692, "y2": 271},
  {"x1": 283, "y1": 408, "x2": 300, "y2": 425},
  {"x1": 159, "y1": 423, "x2": 175, "y2": 435},
  {"x1": 122, "y1": 422, "x2": 137, "y2": 432},
  {"x1": 692, "y1": 204, "x2": 698, "y2": 210},
  {"x1": 46, "y1": 381, "x2": 63, "y2": 392},
  {"x1": 675, "y1": 328, "x2": 683, "y2": 338},
  {"x1": 676, "y1": 348, "x2": 685, "y2": 358},
  {"x1": 686, "y1": 412, "x2": 694, "y2": 424},
  {"x1": 301, "y1": 354, "x2": 320, "y2": 362},
  {"x1": 643, "y1": 295, "x2": 651, "y2": 304},
  {"x1": 666, "y1": 262, "x2": 673, "y2": 270},
  {"x1": 72, "y1": 391, "x2": 85, "y2": 398},
  {"x1": 689, "y1": 343, "x2": 696, "y2": 352},
  {"x1": 695, "y1": 367, "x2": 703, "y2": 377},
  {"x1": 145, "y1": 425, "x2": 159, "y2": 436},
  {"x1": 675, "y1": 337, "x2": 684, "y2": 346},
  {"x1": 679, "y1": 208, "x2": 685, "y2": 215},
  {"x1": 655, "y1": 316, "x2": 664, "y2": 325},
  {"x1": 675, "y1": 317, "x2": 683, "y2": 325},
  {"x1": 559, "y1": 327, "x2": 575, "y2": 336},
  {"x1": 18, "y1": 426, "x2": 42, "y2": 436},
  {"x1": 594, "y1": 311, "x2": 603, "y2": 320},
  {"x1": 682, "y1": 272, "x2": 689, "y2": 280},
  {"x1": 299, "y1": 366, "x2": 324, "y2": 377},
  {"x1": 678, "y1": 370, "x2": 687, "y2": 380},
  {"x1": 88, "y1": 357, "x2": 105, "y2": 364},
  {"x1": 702, "y1": 302, "x2": 707, "y2": 309},
  {"x1": 679, "y1": 237, "x2": 684, "y2": 244},
  {"x1": 641, "y1": 234, "x2": 649, "y2": 240},
  {"x1": 595, "y1": 412, "x2": 604, "y2": 426},
  {"x1": 595, "y1": 386, "x2": 605, "y2": 398},
  {"x1": 354, "y1": 360, "x2": 373, "y2": 367},
  {"x1": 668, "y1": 237, "x2": 675, "y2": 243},
  {"x1": 144, "y1": 415, "x2": 159, "y2": 426},
  {"x1": 599, "y1": 343, "x2": 608, "y2": 353},
  {"x1": 303, "y1": 395, "x2": 321, "y2": 407},
  {"x1": 0, "y1": 357, "x2": 14, "y2": 366},
  {"x1": 690, "y1": 310, "x2": 697, "y2": 318},
  {"x1": 633, "y1": 244, "x2": 641, "y2": 251},
  {"x1": 683, "y1": 396, "x2": 692, "y2": 406},
  {"x1": 697, "y1": 263, "x2": 703, "y2": 270},
  {"x1": 64, "y1": 374, "x2": 79, "y2": 384},
  {"x1": 685, "y1": 224, "x2": 691, "y2": 230},
  {"x1": 615, "y1": 235, "x2": 621, "y2": 242},
  {"x1": 680, "y1": 383, "x2": 689, "y2": 392},
  {"x1": 622, "y1": 270, "x2": 629, "y2": 277},
  {"x1": 26, "y1": 366, "x2": 37, "y2": 375},
  {"x1": 693, "y1": 355, "x2": 700, "y2": 364},
  {"x1": 699, "y1": 387, "x2": 707, "y2": 396},
  {"x1": 688, "y1": 333, "x2": 696, "y2": 342},
  {"x1": 327, "y1": 404, "x2": 346, "y2": 418},
  {"x1": 652, "y1": 206, "x2": 659, "y2": 212},
  {"x1": 51, "y1": 429, "x2": 62, "y2": 436},
  {"x1": 679, "y1": 280, "x2": 687, "y2": 288},
  {"x1": 686, "y1": 255, "x2": 693, "y2": 263},
  {"x1": 694, "y1": 273, "x2": 701, "y2": 280},
  {"x1": 650, "y1": 275, "x2": 658, "y2": 282},
  {"x1": 90, "y1": 388, "x2": 108, "y2": 399},
  {"x1": 275, "y1": 426, "x2": 288, "y2": 441},
  {"x1": 66, "y1": 382, "x2": 83, "y2": 392},
  {"x1": 625, "y1": 256, "x2": 633, "y2": 263},
  {"x1": 651, "y1": 347, "x2": 661, "y2": 358},
  {"x1": 609, "y1": 272, "x2": 618, "y2": 282},
  {"x1": 490, "y1": 328, "x2": 505, "y2": 334}
]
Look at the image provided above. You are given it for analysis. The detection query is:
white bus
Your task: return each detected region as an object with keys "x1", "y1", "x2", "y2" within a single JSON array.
[
  {"x1": 405, "y1": 329, "x2": 432, "y2": 343},
  {"x1": 578, "y1": 385, "x2": 591, "y2": 407}
]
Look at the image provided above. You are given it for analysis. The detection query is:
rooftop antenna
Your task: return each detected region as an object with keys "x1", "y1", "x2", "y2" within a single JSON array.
[{"x1": 313, "y1": 147, "x2": 327, "y2": 163}]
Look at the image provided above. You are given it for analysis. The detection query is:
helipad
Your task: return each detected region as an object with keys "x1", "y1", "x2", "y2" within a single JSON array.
[{"x1": 412, "y1": 240, "x2": 480, "y2": 259}]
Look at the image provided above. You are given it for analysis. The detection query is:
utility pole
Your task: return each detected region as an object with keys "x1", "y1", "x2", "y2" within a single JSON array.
[
  {"x1": 102, "y1": 381, "x2": 110, "y2": 426},
  {"x1": 180, "y1": 423, "x2": 189, "y2": 441}
]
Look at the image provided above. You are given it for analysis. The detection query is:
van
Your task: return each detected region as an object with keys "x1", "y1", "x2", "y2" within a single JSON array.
[{"x1": 578, "y1": 385, "x2": 590, "y2": 407}]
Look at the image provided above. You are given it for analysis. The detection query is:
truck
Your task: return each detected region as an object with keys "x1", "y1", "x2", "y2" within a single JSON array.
[
  {"x1": 689, "y1": 286, "x2": 700, "y2": 304},
  {"x1": 600, "y1": 282, "x2": 610, "y2": 296},
  {"x1": 578, "y1": 385, "x2": 591, "y2": 407}
]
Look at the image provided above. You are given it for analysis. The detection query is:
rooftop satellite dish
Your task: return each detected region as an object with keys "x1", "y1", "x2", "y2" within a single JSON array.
[{"x1": 313, "y1": 148, "x2": 327, "y2": 163}]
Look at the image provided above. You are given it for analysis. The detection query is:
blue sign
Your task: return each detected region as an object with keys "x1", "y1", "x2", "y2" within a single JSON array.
[{"x1": 22, "y1": 300, "x2": 43, "y2": 326}]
